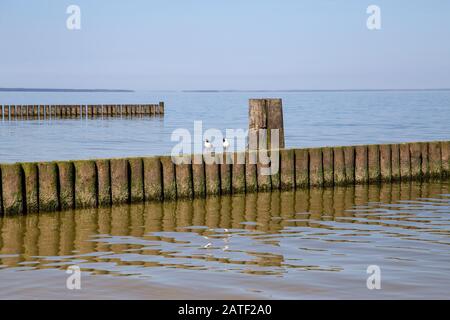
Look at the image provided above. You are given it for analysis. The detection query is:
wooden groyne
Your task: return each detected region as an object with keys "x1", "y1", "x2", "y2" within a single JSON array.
[
  {"x1": 1, "y1": 102, "x2": 164, "y2": 119},
  {"x1": 0, "y1": 141, "x2": 449, "y2": 215}
]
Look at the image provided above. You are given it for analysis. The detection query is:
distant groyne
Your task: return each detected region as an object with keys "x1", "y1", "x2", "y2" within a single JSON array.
[
  {"x1": 0, "y1": 141, "x2": 449, "y2": 215},
  {"x1": 1, "y1": 102, "x2": 164, "y2": 119}
]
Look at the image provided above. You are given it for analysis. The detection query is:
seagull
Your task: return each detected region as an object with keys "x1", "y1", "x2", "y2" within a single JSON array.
[
  {"x1": 204, "y1": 139, "x2": 213, "y2": 152},
  {"x1": 222, "y1": 138, "x2": 230, "y2": 151}
]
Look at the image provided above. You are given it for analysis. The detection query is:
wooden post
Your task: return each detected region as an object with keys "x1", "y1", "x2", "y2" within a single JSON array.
[
  {"x1": 295, "y1": 148, "x2": 309, "y2": 188},
  {"x1": 309, "y1": 148, "x2": 323, "y2": 187},
  {"x1": 174, "y1": 155, "x2": 193, "y2": 199},
  {"x1": 355, "y1": 145, "x2": 369, "y2": 184},
  {"x1": 74, "y1": 160, "x2": 97, "y2": 208},
  {"x1": 380, "y1": 144, "x2": 392, "y2": 182},
  {"x1": 110, "y1": 159, "x2": 129, "y2": 204},
  {"x1": 333, "y1": 147, "x2": 346, "y2": 186},
  {"x1": 280, "y1": 149, "x2": 295, "y2": 190},
  {"x1": 248, "y1": 98, "x2": 285, "y2": 150},
  {"x1": 96, "y1": 159, "x2": 111, "y2": 206},
  {"x1": 57, "y1": 161, "x2": 75, "y2": 210},
  {"x1": 38, "y1": 162, "x2": 59, "y2": 212},
  {"x1": 22, "y1": 163, "x2": 39, "y2": 213},
  {"x1": 143, "y1": 157, "x2": 163, "y2": 201},
  {"x1": 0, "y1": 164, "x2": 24, "y2": 214}
]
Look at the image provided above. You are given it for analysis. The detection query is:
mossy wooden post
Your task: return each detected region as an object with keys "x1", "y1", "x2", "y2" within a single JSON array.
[
  {"x1": 221, "y1": 153, "x2": 232, "y2": 194},
  {"x1": 110, "y1": 158, "x2": 129, "y2": 204},
  {"x1": 368, "y1": 144, "x2": 381, "y2": 183},
  {"x1": 0, "y1": 166, "x2": 2, "y2": 215},
  {"x1": 343, "y1": 146, "x2": 355, "y2": 184},
  {"x1": 38, "y1": 162, "x2": 59, "y2": 212},
  {"x1": 391, "y1": 144, "x2": 401, "y2": 181},
  {"x1": 74, "y1": 160, "x2": 97, "y2": 208},
  {"x1": 295, "y1": 148, "x2": 309, "y2": 188},
  {"x1": 161, "y1": 156, "x2": 177, "y2": 200},
  {"x1": 159, "y1": 101, "x2": 165, "y2": 114},
  {"x1": 57, "y1": 161, "x2": 75, "y2": 210},
  {"x1": 428, "y1": 141, "x2": 442, "y2": 179},
  {"x1": 174, "y1": 155, "x2": 193, "y2": 199},
  {"x1": 257, "y1": 150, "x2": 271, "y2": 192},
  {"x1": 129, "y1": 158, "x2": 144, "y2": 202},
  {"x1": 441, "y1": 141, "x2": 450, "y2": 177},
  {"x1": 266, "y1": 99, "x2": 285, "y2": 149},
  {"x1": 1, "y1": 164, "x2": 24, "y2": 214},
  {"x1": 420, "y1": 142, "x2": 430, "y2": 179},
  {"x1": 22, "y1": 163, "x2": 39, "y2": 213},
  {"x1": 96, "y1": 159, "x2": 111, "y2": 206},
  {"x1": 355, "y1": 145, "x2": 369, "y2": 184},
  {"x1": 410, "y1": 142, "x2": 422, "y2": 179},
  {"x1": 245, "y1": 150, "x2": 258, "y2": 193},
  {"x1": 270, "y1": 150, "x2": 281, "y2": 190},
  {"x1": 191, "y1": 154, "x2": 206, "y2": 198},
  {"x1": 280, "y1": 149, "x2": 295, "y2": 190},
  {"x1": 333, "y1": 147, "x2": 346, "y2": 186},
  {"x1": 380, "y1": 144, "x2": 392, "y2": 182},
  {"x1": 232, "y1": 152, "x2": 246, "y2": 194},
  {"x1": 399, "y1": 143, "x2": 411, "y2": 181},
  {"x1": 309, "y1": 148, "x2": 323, "y2": 187},
  {"x1": 322, "y1": 147, "x2": 334, "y2": 187},
  {"x1": 205, "y1": 154, "x2": 221, "y2": 196},
  {"x1": 143, "y1": 157, "x2": 163, "y2": 201}
]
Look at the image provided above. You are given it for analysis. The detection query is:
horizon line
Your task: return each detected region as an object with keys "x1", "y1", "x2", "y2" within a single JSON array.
[{"x1": 1, "y1": 87, "x2": 450, "y2": 93}]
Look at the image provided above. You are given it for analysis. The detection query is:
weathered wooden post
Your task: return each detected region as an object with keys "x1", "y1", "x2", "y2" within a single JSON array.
[{"x1": 248, "y1": 98, "x2": 285, "y2": 150}]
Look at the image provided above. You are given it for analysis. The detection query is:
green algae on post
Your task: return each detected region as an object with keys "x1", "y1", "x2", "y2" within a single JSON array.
[
  {"x1": 191, "y1": 154, "x2": 206, "y2": 198},
  {"x1": 143, "y1": 157, "x2": 163, "y2": 201},
  {"x1": 57, "y1": 161, "x2": 75, "y2": 210},
  {"x1": 110, "y1": 158, "x2": 129, "y2": 204},
  {"x1": 295, "y1": 148, "x2": 309, "y2": 188},
  {"x1": 128, "y1": 158, "x2": 144, "y2": 202},
  {"x1": 1, "y1": 164, "x2": 24, "y2": 214},
  {"x1": 96, "y1": 159, "x2": 111, "y2": 206},
  {"x1": 309, "y1": 148, "x2": 323, "y2": 187},
  {"x1": 21, "y1": 163, "x2": 39, "y2": 213},
  {"x1": 38, "y1": 162, "x2": 59, "y2": 212},
  {"x1": 280, "y1": 149, "x2": 295, "y2": 190},
  {"x1": 231, "y1": 152, "x2": 246, "y2": 194},
  {"x1": 74, "y1": 160, "x2": 97, "y2": 208},
  {"x1": 160, "y1": 156, "x2": 177, "y2": 200},
  {"x1": 174, "y1": 155, "x2": 193, "y2": 199}
]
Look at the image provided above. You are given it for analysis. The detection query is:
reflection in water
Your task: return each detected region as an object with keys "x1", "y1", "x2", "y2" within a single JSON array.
[{"x1": 1, "y1": 181, "x2": 450, "y2": 298}]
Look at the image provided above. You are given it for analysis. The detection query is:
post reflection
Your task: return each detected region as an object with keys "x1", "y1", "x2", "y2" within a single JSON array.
[{"x1": 0, "y1": 181, "x2": 449, "y2": 275}]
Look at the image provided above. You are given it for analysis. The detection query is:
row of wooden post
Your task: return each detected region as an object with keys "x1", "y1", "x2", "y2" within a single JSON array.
[
  {"x1": 1, "y1": 102, "x2": 164, "y2": 119},
  {"x1": 0, "y1": 141, "x2": 449, "y2": 215}
]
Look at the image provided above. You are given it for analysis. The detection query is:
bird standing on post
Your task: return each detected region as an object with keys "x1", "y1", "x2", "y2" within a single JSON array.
[
  {"x1": 204, "y1": 139, "x2": 213, "y2": 153},
  {"x1": 223, "y1": 138, "x2": 230, "y2": 151}
]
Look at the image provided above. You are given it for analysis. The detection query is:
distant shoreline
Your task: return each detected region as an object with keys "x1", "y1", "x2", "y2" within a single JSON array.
[
  {"x1": 0, "y1": 88, "x2": 134, "y2": 93},
  {"x1": 182, "y1": 88, "x2": 450, "y2": 93}
]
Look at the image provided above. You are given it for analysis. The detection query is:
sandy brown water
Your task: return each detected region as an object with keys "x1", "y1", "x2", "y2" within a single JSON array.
[{"x1": 0, "y1": 181, "x2": 449, "y2": 299}]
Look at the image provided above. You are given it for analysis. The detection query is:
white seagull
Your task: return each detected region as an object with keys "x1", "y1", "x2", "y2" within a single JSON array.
[
  {"x1": 222, "y1": 138, "x2": 230, "y2": 151},
  {"x1": 204, "y1": 139, "x2": 213, "y2": 152}
]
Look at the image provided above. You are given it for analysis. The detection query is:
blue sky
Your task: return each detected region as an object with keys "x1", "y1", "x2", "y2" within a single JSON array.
[{"x1": 0, "y1": 0, "x2": 449, "y2": 90}]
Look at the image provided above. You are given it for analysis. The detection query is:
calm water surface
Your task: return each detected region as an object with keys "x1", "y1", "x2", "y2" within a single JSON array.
[
  {"x1": 1, "y1": 181, "x2": 449, "y2": 299},
  {"x1": 1, "y1": 90, "x2": 450, "y2": 163}
]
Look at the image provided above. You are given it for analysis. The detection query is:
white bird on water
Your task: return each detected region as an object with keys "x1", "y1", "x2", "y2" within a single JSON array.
[{"x1": 222, "y1": 138, "x2": 230, "y2": 151}]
